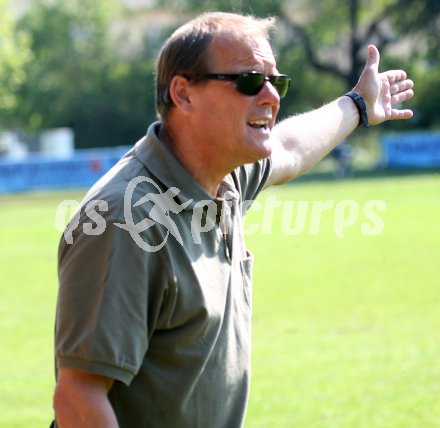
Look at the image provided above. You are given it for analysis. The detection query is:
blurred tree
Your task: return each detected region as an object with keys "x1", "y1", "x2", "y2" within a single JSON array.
[
  {"x1": 155, "y1": 0, "x2": 440, "y2": 128},
  {"x1": 4, "y1": 0, "x2": 438, "y2": 150},
  {"x1": 0, "y1": 0, "x2": 33, "y2": 124},
  {"x1": 12, "y1": 0, "x2": 158, "y2": 148},
  {"x1": 14, "y1": 0, "x2": 118, "y2": 132},
  {"x1": 386, "y1": 0, "x2": 440, "y2": 128}
]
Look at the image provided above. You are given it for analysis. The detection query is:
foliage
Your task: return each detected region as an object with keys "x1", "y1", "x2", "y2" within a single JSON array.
[
  {"x1": 0, "y1": 0, "x2": 33, "y2": 116},
  {"x1": 7, "y1": 0, "x2": 159, "y2": 148},
  {"x1": 379, "y1": 0, "x2": 440, "y2": 129},
  {"x1": 0, "y1": 0, "x2": 438, "y2": 149},
  {"x1": 154, "y1": 0, "x2": 284, "y2": 17},
  {"x1": 157, "y1": 0, "x2": 440, "y2": 128}
]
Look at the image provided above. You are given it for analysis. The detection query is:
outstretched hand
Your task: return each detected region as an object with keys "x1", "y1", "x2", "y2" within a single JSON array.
[{"x1": 353, "y1": 45, "x2": 414, "y2": 126}]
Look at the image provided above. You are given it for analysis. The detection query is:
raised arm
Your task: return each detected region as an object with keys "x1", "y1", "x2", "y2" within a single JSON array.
[{"x1": 267, "y1": 45, "x2": 414, "y2": 186}]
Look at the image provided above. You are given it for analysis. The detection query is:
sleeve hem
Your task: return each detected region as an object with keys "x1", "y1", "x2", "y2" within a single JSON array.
[{"x1": 57, "y1": 356, "x2": 135, "y2": 386}]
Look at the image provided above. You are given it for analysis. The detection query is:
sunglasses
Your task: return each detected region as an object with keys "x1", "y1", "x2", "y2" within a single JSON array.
[{"x1": 197, "y1": 71, "x2": 291, "y2": 98}]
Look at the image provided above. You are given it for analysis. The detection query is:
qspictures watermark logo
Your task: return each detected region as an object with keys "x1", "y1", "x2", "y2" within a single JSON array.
[
  {"x1": 54, "y1": 176, "x2": 387, "y2": 252},
  {"x1": 242, "y1": 196, "x2": 386, "y2": 238}
]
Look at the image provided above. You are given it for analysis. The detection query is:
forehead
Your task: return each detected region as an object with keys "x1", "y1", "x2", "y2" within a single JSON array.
[{"x1": 208, "y1": 34, "x2": 277, "y2": 72}]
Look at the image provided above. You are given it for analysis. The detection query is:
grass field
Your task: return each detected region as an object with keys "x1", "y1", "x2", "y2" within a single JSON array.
[{"x1": 0, "y1": 172, "x2": 439, "y2": 427}]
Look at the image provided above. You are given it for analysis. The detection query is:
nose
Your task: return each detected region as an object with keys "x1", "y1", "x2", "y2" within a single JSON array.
[{"x1": 257, "y1": 80, "x2": 281, "y2": 107}]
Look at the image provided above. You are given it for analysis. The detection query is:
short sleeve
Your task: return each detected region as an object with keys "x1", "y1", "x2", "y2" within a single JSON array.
[
  {"x1": 231, "y1": 157, "x2": 272, "y2": 215},
  {"x1": 55, "y1": 219, "x2": 168, "y2": 385}
]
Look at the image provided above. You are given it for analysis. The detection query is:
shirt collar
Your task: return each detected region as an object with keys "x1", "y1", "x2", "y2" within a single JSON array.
[{"x1": 134, "y1": 122, "x2": 238, "y2": 209}]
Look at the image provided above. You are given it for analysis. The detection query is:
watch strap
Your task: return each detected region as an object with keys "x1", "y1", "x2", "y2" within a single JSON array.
[{"x1": 344, "y1": 91, "x2": 369, "y2": 128}]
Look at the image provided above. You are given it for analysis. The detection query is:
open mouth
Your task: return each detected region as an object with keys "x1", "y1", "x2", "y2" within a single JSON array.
[{"x1": 248, "y1": 120, "x2": 270, "y2": 130}]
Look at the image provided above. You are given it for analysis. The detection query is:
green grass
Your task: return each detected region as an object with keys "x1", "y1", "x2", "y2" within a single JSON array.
[
  {"x1": 0, "y1": 174, "x2": 439, "y2": 427},
  {"x1": 0, "y1": 190, "x2": 84, "y2": 427},
  {"x1": 246, "y1": 173, "x2": 440, "y2": 428}
]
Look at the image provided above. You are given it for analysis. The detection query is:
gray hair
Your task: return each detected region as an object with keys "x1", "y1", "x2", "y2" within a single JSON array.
[{"x1": 155, "y1": 12, "x2": 277, "y2": 121}]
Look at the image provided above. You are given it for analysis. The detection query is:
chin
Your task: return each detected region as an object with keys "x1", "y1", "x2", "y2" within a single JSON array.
[
  {"x1": 246, "y1": 143, "x2": 272, "y2": 164},
  {"x1": 254, "y1": 136, "x2": 273, "y2": 157}
]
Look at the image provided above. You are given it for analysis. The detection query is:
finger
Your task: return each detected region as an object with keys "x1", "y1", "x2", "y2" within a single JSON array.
[
  {"x1": 386, "y1": 70, "x2": 408, "y2": 84},
  {"x1": 391, "y1": 88, "x2": 414, "y2": 104},
  {"x1": 390, "y1": 79, "x2": 414, "y2": 96},
  {"x1": 390, "y1": 108, "x2": 414, "y2": 120}
]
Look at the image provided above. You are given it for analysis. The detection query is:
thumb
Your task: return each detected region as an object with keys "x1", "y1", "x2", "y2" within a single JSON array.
[{"x1": 366, "y1": 45, "x2": 380, "y2": 72}]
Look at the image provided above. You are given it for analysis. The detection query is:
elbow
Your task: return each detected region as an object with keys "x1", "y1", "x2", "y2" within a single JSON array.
[
  {"x1": 53, "y1": 383, "x2": 71, "y2": 426},
  {"x1": 53, "y1": 382, "x2": 83, "y2": 427}
]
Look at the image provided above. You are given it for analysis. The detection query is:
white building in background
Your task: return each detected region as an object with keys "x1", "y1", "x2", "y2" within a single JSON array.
[
  {"x1": 40, "y1": 128, "x2": 74, "y2": 159},
  {"x1": 0, "y1": 132, "x2": 28, "y2": 160}
]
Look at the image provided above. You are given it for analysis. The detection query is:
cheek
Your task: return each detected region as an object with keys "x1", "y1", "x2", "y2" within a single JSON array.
[
  {"x1": 212, "y1": 103, "x2": 247, "y2": 130},
  {"x1": 193, "y1": 88, "x2": 250, "y2": 129}
]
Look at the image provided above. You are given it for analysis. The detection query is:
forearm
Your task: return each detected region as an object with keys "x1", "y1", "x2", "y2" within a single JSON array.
[
  {"x1": 268, "y1": 45, "x2": 413, "y2": 187},
  {"x1": 54, "y1": 386, "x2": 119, "y2": 428},
  {"x1": 269, "y1": 95, "x2": 359, "y2": 184},
  {"x1": 53, "y1": 369, "x2": 118, "y2": 428}
]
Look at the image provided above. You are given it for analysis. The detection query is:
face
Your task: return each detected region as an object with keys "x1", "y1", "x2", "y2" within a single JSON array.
[{"x1": 189, "y1": 34, "x2": 281, "y2": 169}]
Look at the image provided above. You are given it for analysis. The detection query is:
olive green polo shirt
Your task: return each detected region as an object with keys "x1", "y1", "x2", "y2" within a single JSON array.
[{"x1": 55, "y1": 122, "x2": 272, "y2": 427}]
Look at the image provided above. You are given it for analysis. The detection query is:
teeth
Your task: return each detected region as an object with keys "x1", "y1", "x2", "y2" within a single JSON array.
[{"x1": 249, "y1": 120, "x2": 269, "y2": 128}]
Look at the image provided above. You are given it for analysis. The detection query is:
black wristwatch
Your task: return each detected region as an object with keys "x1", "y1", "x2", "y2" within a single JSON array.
[{"x1": 344, "y1": 91, "x2": 369, "y2": 128}]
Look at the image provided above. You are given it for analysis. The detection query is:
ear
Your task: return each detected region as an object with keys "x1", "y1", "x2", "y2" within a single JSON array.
[{"x1": 168, "y1": 75, "x2": 193, "y2": 114}]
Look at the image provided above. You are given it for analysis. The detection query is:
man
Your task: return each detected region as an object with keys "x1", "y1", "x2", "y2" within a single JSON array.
[{"x1": 52, "y1": 11, "x2": 414, "y2": 428}]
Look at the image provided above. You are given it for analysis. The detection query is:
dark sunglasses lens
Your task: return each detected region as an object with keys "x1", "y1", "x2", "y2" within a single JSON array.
[
  {"x1": 236, "y1": 73, "x2": 291, "y2": 97},
  {"x1": 270, "y1": 76, "x2": 291, "y2": 98},
  {"x1": 236, "y1": 73, "x2": 265, "y2": 95}
]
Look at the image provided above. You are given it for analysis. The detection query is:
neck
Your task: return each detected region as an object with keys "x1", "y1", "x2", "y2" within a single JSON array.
[{"x1": 159, "y1": 124, "x2": 231, "y2": 197}]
